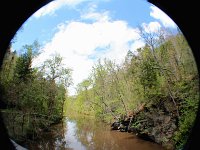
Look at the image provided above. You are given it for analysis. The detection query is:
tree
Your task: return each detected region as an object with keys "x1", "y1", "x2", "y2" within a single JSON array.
[
  {"x1": 14, "y1": 40, "x2": 40, "y2": 82},
  {"x1": 139, "y1": 25, "x2": 180, "y2": 117},
  {"x1": 40, "y1": 53, "x2": 72, "y2": 119}
]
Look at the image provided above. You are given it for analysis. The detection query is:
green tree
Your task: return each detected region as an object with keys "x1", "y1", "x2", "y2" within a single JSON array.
[{"x1": 41, "y1": 53, "x2": 72, "y2": 120}]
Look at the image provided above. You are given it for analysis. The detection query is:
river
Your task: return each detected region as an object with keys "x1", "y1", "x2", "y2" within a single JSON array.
[{"x1": 25, "y1": 116, "x2": 165, "y2": 150}]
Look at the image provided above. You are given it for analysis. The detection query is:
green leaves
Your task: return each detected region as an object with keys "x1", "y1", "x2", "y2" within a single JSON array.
[{"x1": 0, "y1": 42, "x2": 74, "y2": 142}]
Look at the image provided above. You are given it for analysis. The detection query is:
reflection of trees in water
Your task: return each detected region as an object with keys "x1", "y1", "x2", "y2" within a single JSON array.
[
  {"x1": 28, "y1": 117, "x2": 164, "y2": 150},
  {"x1": 55, "y1": 122, "x2": 67, "y2": 150},
  {"x1": 74, "y1": 117, "x2": 119, "y2": 150},
  {"x1": 74, "y1": 117, "x2": 95, "y2": 148},
  {"x1": 28, "y1": 122, "x2": 68, "y2": 150}
]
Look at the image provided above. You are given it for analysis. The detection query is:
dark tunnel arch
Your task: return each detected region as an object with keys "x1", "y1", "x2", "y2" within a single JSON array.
[{"x1": 0, "y1": 0, "x2": 199, "y2": 149}]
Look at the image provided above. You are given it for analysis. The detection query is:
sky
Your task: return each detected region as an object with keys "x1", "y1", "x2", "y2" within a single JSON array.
[{"x1": 11, "y1": 0, "x2": 177, "y2": 96}]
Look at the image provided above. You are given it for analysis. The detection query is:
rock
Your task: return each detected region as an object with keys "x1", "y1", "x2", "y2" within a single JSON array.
[
  {"x1": 137, "y1": 133, "x2": 155, "y2": 142},
  {"x1": 128, "y1": 127, "x2": 140, "y2": 133},
  {"x1": 127, "y1": 97, "x2": 179, "y2": 149},
  {"x1": 119, "y1": 124, "x2": 128, "y2": 132},
  {"x1": 111, "y1": 121, "x2": 120, "y2": 130}
]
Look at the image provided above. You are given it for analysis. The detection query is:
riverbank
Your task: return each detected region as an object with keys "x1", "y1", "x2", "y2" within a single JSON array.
[{"x1": 110, "y1": 96, "x2": 180, "y2": 150}]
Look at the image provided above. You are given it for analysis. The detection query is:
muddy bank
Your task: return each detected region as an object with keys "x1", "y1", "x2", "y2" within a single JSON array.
[{"x1": 111, "y1": 96, "x2": 180, "y2": 150}]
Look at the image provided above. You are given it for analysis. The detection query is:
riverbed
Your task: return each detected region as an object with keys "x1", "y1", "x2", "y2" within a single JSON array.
[{"x1": 25, "y1": 116, "x2": 165, "y2": 150}]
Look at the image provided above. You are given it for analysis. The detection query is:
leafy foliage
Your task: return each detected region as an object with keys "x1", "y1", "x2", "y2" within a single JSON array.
[{"x1": 0, "y1": 42, "x2": 72, "y2": 143}]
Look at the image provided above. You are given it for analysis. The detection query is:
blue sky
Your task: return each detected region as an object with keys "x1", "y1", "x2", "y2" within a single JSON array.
[{"x1": 11, "y1": 0, "x2": 177, "y2": 95}]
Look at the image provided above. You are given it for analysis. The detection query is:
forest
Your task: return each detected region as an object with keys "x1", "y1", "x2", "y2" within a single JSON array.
[{"x1": 0, "y1": 28, "x2": 199, "y2": 150}]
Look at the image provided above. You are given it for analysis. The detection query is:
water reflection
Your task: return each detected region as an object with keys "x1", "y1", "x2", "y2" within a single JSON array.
[
  {"x1": 27, "y1": 116, "x2": 164, "y2": 150},
  {"x1": 65, "y1": 120, "x2": 86, "y2": 150}
]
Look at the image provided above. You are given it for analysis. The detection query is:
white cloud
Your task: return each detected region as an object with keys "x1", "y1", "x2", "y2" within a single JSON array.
[
  {"x1": 150, "y1": 5, "x2": 177, "y2": 28},
  {"x1": 33, "y1": 12, "x2": 143, "y2": 95},
  {"x1": 81, "y1": 11, "x2": 110, "y2": 22},
  {"x1": 130, "y1": 40, "x2": 145, "y2": 54},
  {"x1": 81, "y1": 4, "x2": 110, "y2": 22},
  {"x1": 142, "y1": 21, "x2": 161, "y2": 33},
  {"x1": 33, "y1": 0, "x2": 92, "y2": 18}
]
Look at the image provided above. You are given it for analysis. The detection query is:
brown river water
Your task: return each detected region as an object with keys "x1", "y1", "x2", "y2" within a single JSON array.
[{"x1": 25, "y1": 116, "x2": 165, "y2": 150}]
